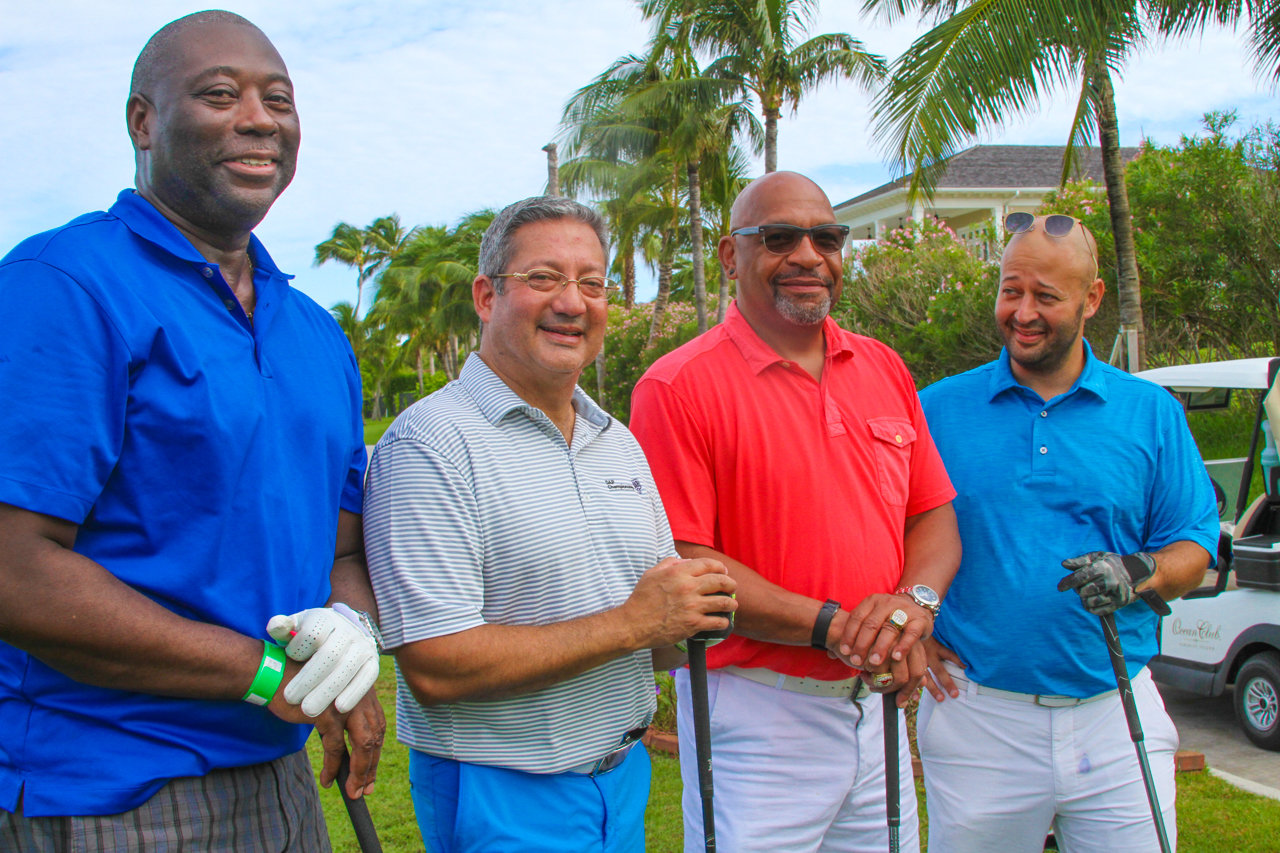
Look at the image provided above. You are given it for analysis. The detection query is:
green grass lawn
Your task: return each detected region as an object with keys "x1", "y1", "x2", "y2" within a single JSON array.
[
  {"x1": 312, "y1": 672, "x2": 1280, "y2": 852},
  {"x1": 364, "y1": 416, "x2": 397, "y2": 446}
]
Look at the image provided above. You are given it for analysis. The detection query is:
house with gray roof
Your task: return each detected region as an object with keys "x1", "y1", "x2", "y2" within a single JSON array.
[{"x1": 835, "y1": 144, "x2": 1141, "y2": 248}]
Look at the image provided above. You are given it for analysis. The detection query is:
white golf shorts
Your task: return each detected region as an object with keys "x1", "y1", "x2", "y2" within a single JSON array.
[
  {"x1": 917, "y1": 665, "x2": 1178, "y2": 853},
  {"x1": 674, "y1": 666, "x2": 919, "y2": 853}
]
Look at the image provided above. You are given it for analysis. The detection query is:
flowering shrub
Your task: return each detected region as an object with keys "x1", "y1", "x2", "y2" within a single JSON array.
[
  {"x1": 581, "y1": 297, "x2": 720, "y2": 422},
  {"x1": 834, "y1": 216, "x2": 1003, "y2": 387}
]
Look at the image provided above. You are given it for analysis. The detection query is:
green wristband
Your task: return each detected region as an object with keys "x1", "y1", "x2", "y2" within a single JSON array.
[{"x1": 242, "y1": 641, "x2": 287, "y2": 706}]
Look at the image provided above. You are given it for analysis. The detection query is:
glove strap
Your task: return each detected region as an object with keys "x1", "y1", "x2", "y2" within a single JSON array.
[
  {"x1": 243, "y1": 640, "x2": 287, "y2": 706},
  {"x1": 1120, "y1": 552, "x2": 1157, "y2": 585}
]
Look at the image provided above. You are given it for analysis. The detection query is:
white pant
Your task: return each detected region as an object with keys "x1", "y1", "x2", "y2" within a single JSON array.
[
  {"x1": 675, "y1": 667, "x2": 919, "y2": 853},
  {"x1": 917, "y1": 667, "x2": 1178, "y2": 853}
]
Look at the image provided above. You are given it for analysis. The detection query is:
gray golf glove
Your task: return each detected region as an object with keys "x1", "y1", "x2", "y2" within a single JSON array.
[{"x1": 1058, "y1": 551, "x2": 1158, "y2": 616}]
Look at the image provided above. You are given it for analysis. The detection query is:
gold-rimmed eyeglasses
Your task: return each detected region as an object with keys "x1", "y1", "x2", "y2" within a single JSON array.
[{"x1": 492, "y1": 268, "x2": 619, "y2": 301}]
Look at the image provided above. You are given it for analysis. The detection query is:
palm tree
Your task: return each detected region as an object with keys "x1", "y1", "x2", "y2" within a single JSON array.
[
  {"x1": 1159, "y1": 0, "x2": 1280, "y2": 82},
  {"x1": 315, "y1": 215, "x2": 417, "y2": 319},
  {"x1": 644, "y1": 0, "x2": 886, "y2": 173},
  {"x1": 868, "y1": 0, "x2": 1158, "y2": 368}
]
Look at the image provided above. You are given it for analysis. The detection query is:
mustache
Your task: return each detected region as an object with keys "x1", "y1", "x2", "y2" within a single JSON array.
[
  {"x1": 1009, "y1": 319, "x2": 1049, "y2": 333},
  {"x1": 772, "y1": 270, "x2": 835, "y2": 288}
]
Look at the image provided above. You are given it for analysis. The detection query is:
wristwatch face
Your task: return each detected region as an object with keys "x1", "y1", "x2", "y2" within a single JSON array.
[{"x1": 911, "y1": 584, "x2": 942, "y2": 612}]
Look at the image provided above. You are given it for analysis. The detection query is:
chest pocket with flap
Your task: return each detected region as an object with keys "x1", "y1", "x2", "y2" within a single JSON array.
[{"x1": 866, "y1": 417, "x2": 917, "y2": 506}]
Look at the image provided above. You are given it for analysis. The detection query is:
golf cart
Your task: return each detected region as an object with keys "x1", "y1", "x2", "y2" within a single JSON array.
[{"x1": 1145, "y1": 357, "x2": 1280, "y2": 751}]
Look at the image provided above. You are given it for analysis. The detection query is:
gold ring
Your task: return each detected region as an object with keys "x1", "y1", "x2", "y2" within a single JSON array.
[
  {"x1": 872, "y1": 672, "x2": 895, "y2": 688},
  {"x1": 887, "y1": 609, "x2": 909, "y2": 632}
]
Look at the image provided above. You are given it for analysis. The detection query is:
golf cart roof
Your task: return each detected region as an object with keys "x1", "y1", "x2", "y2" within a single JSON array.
[{"x1": 1135, "y1": 358, "x2": 1276, "y2": 391}]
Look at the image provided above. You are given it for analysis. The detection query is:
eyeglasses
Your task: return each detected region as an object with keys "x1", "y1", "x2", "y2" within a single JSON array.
[
  {"x1": 1004, "y1": 212, "x2": 1098, "y2": 270},
  {"x1": 492, "y1": 268, "x2": 619, "y2": 301},
  {"x1": 730, "y1": 224, "x2": 851, "y2": 256}
]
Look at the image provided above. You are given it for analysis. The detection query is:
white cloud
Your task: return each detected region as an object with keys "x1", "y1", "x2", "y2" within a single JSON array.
[{"x1": 1, "y1": 1, "x2": 1275, "y2": 307}]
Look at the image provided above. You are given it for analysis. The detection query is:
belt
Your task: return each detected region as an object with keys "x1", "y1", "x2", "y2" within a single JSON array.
[
  {"x1": 723, "y1": 665, "x2": 872, "y2": 700},
  {"x1": 565, "y1": 726, "x2": 649, "y2": 776},
  {"x1": 941, "y1": 662, "x2": 1118, "y2": 708}
]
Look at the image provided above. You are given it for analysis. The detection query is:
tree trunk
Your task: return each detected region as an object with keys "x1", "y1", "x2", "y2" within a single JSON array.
[
  {"x1": 416, "y1": 348, "x2": 424, "y2": 394},
  {"x1": 446, "y1": 333, "x2": 460, "y2": 380},
  {"x1": 428, "y1": 349, "x2": 437, "y2": 377},
  {"x1": 1091, "y1": 66, "x2": 1145, "y2": 370},
  {"x1": 718, "y1": 259, "x2": 730, "y2": 325},
  {"x1": 543, "y1": 143, "x2": 560, "y2": 197},
  {"x1": 623, "y1": 247, "x2": 636, "y2": 310},
  {"x1": 688, "y1": 160, "x2": 708, "y2": 334},
  {"x1": 646, "y1": 234, "x2": 675, "y2": 348},
  {"x1": 595, "y1": 344, "x2": 607, "y2": 411},
  {"x1": 763, "y1": 102, "x2": 781, "y2": 173}
]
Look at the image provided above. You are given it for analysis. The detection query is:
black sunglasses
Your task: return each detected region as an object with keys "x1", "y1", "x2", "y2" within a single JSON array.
[
  {"x1": 1005, "y1": 212, "x2": 1098, "y2": 269},
  {"x1": 731, "y1": 223, "x2": 850, "y2": 256}
]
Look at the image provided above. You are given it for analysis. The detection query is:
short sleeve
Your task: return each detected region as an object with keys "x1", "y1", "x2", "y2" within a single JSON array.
[
  {"x1": 0, "y1": 260, "x2": 129, "y2": 523},
  {"x1": 340, "y1": 349, "x2": 367, "y2": 514},
  {"x1": 900, "y1": 362, "x2": 956, "y2": 516},
  {"x1": 1145, "y1": 406, "x2": 1220, "y2": 564},
  {"x1": 630, "y1": 378, "x2": 717, "y2": 548},
  {"x1": 363, "y1": 437, "x2": 485, "y2": 650}
]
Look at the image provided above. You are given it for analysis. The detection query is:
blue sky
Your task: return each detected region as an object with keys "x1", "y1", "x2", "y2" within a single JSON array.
[{"x1": 3, "y1": 1, "x2": 1277, "y2": 308}]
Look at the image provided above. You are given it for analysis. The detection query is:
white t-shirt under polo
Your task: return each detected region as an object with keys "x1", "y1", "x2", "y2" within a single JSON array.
[{"x1": 365, "y1": 355, "x2": 674, "y2": 773}]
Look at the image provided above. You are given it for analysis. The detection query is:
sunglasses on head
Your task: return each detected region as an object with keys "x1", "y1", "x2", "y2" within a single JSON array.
[
  {"x1": 731, "y1": 223, "x2": 851, "y2": 256},
  {"x1": 1005, "y1": 212, "x2": 1098, "y2": 269}
]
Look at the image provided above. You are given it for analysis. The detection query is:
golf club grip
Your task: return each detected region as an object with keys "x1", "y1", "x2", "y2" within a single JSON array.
[
  {"x1": 688, "y1": 640, "x2": 717, "y2": 853},
  {"x1": 337, "y1": 750, "x2": 384, "y2": 853},
  {"x1": 1100, "y1": 615, "x2": 1144, "y2": 744},
  {"x1": 882, "y1": 692, "x2": 900, "y2": 830}
]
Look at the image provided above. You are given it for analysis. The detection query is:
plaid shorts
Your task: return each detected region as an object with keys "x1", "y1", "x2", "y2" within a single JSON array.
[{"x1": 0, "y1": 749, "x2": 331, "y2": 853}]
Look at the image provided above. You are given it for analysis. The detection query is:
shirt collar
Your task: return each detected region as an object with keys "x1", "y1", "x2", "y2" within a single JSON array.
[
  {"x1": 987, "y1": 339, "x2": 1109, "y2": 403},
  {"x1": 459, "y1": 354, "x2": 613, "y2": 431},
  {"x1": 723, "y1": 300, "x2": 855, "y2": 375},
  {"x1": 108, "y1": 189, "x2": 293, "y2": 282}
]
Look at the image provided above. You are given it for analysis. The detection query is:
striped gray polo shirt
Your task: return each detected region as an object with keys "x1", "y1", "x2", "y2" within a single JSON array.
[{"x1": 365, "y1": 355, "x2": 674, "y2": 773}]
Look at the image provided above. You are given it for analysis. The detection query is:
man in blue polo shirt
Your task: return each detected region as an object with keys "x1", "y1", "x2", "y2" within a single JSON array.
[
  {"x1": 916, "y1": 215, "x2": 1217, "y2": 852},
  {"x1": 0, "y1": 11, "x2": 383, "y2": 850}
]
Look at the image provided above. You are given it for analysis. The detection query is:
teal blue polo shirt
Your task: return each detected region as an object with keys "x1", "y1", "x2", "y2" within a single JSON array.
[
  {"x1": 0, "y1": 190, "x2": 366, "y2": 816},
  {"x1": 920, "y1": 344, "x2": 1218, "y2": 698}
]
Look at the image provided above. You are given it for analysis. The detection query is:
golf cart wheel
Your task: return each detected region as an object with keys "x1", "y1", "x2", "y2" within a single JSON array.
[{"x1": 1235, "y1": 651, "x2": 1280, "y2": 751}]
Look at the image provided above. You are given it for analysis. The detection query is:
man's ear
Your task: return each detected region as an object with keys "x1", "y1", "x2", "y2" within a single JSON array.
[
  {"x1": 1083, "y1": 277, "x2": 1105, "y2": 320},
  {"x1": 126, "y1": 94, "x2": 154, "y2": 152},
  {"x1": 717, "y1": 233, "x2": 737, "y2": 278},
  {"x1": 473, "y1": 275, "x2": 497, "y2": 325}
]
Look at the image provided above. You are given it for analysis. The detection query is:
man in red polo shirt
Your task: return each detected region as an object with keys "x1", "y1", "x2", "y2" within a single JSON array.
[{"x1": 630, "y1": 172, "x2": 961, "y2": 853}]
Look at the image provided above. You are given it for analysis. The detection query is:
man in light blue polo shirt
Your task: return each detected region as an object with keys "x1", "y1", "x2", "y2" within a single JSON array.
[
  {"x1": 916, "y1": 215, "x2": 1217, "y2": 853},
  {"x1": 0, "y1": 12, "x2": 382, "y2": 851},
  {"x1": 364, "y1": 196, "x2": 737, "y2": 853}
]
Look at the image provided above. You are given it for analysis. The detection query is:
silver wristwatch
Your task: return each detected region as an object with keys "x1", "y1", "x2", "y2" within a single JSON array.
[
  {"x1": 354, "y1": 609, "x2": 386, "y2": 655},
  {"x1": 895, "y1": 584, "x2": 941, "y2": 618}
]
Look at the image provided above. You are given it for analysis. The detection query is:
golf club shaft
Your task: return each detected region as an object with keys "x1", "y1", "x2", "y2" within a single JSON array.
[
  {"x1": 882, "y1": 691, "x2": 901, "y2": 853},
  {"x1": 688, "y1": 639, "x2": 717, "y2": 853},
  {"x1": 1100, "y1": 614, "x2": 1172, "y2": 853},
  {"x1": 337, "y1": 749, "x2": 384, "y2": 853}
]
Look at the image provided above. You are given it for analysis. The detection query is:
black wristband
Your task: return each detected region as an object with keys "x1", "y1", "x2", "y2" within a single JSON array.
[{"x1": 811, "y1": 599, "x2": 841, "y2": 650}]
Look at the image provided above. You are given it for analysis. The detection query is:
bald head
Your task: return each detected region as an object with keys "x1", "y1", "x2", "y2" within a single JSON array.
[
  {"x1": 729, "y1": 171, "x2": 834, "y2": 231},
  {"x1": 1001, "y1": 215, "x2": 1099, "y2": 292},
  {"x1": 131, "y1": 11, "x2": 264, "y2": 101}
]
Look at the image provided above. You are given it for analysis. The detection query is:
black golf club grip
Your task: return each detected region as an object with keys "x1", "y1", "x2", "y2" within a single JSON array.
[
  {"x1": 692, "y1": 590, "x2": 734, "y2": 642},
  {"x1": 1100, "y1": 614, "x2": 1145, "y2": 744},
  {"x1": 883, "y1": 691, "x2": 901, "y2": 853},
  {"x1": 688, "y1": 640, "x2": 717, "y2": 853},
  {"x1": 337, "y1": 750, "x2": 384, "y2": 853}
]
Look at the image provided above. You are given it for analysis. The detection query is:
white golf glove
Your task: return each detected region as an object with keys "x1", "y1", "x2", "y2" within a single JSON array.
[{"x1": 266, "y1": 603, "x2": 379, "y2": 717}]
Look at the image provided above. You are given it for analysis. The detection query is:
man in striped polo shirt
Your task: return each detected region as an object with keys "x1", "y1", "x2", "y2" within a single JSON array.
[{"x1": 364, "y1": 196, "x2": 736, "y2": 853}]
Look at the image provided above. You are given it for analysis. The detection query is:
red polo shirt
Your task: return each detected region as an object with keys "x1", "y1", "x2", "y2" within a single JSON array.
[{"x1": 630, "y1": 302, "x2": 955, "y2": 679}]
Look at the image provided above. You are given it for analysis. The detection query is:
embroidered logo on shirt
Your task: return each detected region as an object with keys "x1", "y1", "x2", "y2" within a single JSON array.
[{"x1": 605, "y1": 478, "x2": 645, "y2": 495}]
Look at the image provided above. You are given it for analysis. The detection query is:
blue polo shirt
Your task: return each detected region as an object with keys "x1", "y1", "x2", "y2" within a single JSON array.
[
  {"x1": 920, "y1": 344, "x2": 1218, "y2": 698},
  {"x1": 0, "y1": 190, "x2": 366, "y2": 817}
]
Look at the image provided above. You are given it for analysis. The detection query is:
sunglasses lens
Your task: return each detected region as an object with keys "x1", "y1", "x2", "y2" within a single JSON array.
[
  {"x1": 1004, "y1": 212, "x2": 1034, "y2": 233},
  {"x1": 811, "y1": 227, "x2": 847, "y2": 255},
  {"x1": 760, "y1": 226, "x2": 803, "y2": 255},
  {"x1": 1045, "y1": 215, "x2": 1076, "y2": 237}
]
